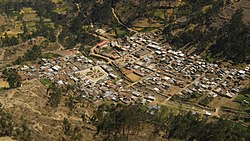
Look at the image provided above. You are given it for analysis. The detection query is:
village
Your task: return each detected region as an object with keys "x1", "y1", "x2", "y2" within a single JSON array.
[{"x1": 16, "y1": 29, "x2": 250, "y2": 115}]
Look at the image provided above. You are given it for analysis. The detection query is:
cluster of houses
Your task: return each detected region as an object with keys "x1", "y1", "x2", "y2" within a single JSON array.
[
  {"x1": 94, "y1": 31, "x2": 249, "y2": 105},
  {"x1": 19, "y1": 50, "x2": 106, "y2": 85},
  {"x1": 18, "y1": 30, "x2": 249, "y2": 107},
  {"x1": 19, "y1": 50, "x2": 158, "y2": 105}
]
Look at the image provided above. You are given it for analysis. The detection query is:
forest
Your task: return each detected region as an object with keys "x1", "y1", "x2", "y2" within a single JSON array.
[{"x1": 92, "y1": 103, "x2": 250, "y2": 141}]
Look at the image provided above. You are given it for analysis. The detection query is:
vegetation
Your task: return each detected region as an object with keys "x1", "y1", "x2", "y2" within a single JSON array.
[
  {"x1": 114, "y1": 26, "x2": 129, "y2": 38},
  {"x1": 199, "y1": 96, "x2": 213, "y2": 106},
  {"x1": 39, "y1": 78, "x2": 52, "y2": 87},
  {"x1": 40, "y1": 52, "x2": 61, "y2": 59},
  {"x1": 62, "y1": 118, "x2": 83, "y2": 141},
  {"x1": 92, "y1": 103, "x2": 250, "y2": 141},
  {"x1": 47, "y1": 82, "x2": 63, "y2": 108},
  {"x1": 2, "y1": 68, "x2": 21, "y2": 88},
  {"x1": 0, "y1": 35, "x2": 19, "y2": 47},
  {"x1": 14, "y1": 45, "x2": 42, "y2": 64},
  {"x1": 151, "y1": 9, "x2": 165, "y2": 19},
  {"x1": 0, "y1": 106, "x2": 14, "y2": 136},
  {"x1": 171, "y1": 92, "x2": 202, "y2": 102},
  {"x1": 15, "y1": 122, "x2": 32, "y2": 141},
  {"x1": 65, "y1": 95, "x2": 76, "y2": 111},
  {"x1": 164, "y1": 1, "x2": 249, "y2": 63},
  {"x1": 0, "y1": 0, "x2": 249, "y2": 140},
  {"x1": 209, "y1": 10, "x2": 250, "y2": 63},
  {"x1": 92, "y1": 103, "x2": 150, "y2": 140},
  {"x1": 235, "y1": 87, "x2": 250, "y2": 112},
  {"x1": 0, "y1": 106, "x2": 32, "y2": 141}
]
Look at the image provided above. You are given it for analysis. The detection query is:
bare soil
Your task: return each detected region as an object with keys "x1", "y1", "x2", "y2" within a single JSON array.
[{"x1": 0, "y1": 79, "x2": 97, "y2": 141}]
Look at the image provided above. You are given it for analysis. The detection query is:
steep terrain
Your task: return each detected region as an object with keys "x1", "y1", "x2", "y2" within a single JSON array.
[
  {"x1": 163, "y1": 0, "x2": 250, "y2": 63},
  {"x1": 0, "y1": 0, "x2": 250, "y2": 140},
  {"x1": 0, "y1": 79, "x2": 97, "y2": 141}
]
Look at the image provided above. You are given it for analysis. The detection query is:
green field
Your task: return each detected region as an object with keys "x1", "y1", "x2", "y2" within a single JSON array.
[
  {"x1": 235, "y1": 89, "x2": 250, "y2": 112},
  {"x1": 114, "y1": 26, "x2": 129, "y2": 37},
  {"x1": 40, "y1": 78, "x2": 52, "y2": 87},
  {"x1": 152, "y1": 9, "x2": 165, "y2": 19}
]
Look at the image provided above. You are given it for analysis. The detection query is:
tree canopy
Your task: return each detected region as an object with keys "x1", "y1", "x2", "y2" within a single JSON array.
[
  {"x1": 92, "y1": 103, "x2": 250, "y2": 141},
  {"x1": 2, "y1": 68, "x2": 21, "y2": 88}
]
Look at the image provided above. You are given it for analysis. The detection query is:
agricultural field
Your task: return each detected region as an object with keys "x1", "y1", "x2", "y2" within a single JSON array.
[
  {"x1": 113, "y1": 26, "x2": 129, "y2": 37},
  {"x1": 235, "y1": 89, "x2": 250, "y2": 112},
  {"x1": 151, "y1": 9, "x2": 165, "y2": 20}
]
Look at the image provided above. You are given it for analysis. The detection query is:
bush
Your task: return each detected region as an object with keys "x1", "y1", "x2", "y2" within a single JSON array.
[{"x1": 2, "y1": 68, "x2": 21, "y2": 88}]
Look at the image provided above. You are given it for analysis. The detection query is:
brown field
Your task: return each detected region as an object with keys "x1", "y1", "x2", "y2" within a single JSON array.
[
  {"x1": 0, "y1": 14, "x2": 7, "y2": 26},
  {"x1": 164, "y1": 85, "x2": 182, "y2": 95},
  {"x1": 132, "y1": 18, "x2": 163, "y2": 28},
  {"x1": 126, "y1": 73, "x2": 141, "y2": 82},
  {"x1": 0, "y1": 79, "x2": 9, "y2": 88},
  {"x1": 209, "y1": 97, "x2": 240, "y2": 110}
]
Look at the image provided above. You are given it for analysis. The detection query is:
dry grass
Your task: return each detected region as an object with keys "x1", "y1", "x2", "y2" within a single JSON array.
[
  {"x1": 132, "y1": 18, "x2": 163, "y2": 28},
  {"x1": 51, "y1": 0, "x2": 63, "y2": 4},
  {"x1": 0, "y1": 79, "x2": 97, "y2": 141},
  {"x1": 164, "y1": 86, "x2": 181, "y2": 95},
  {"x1": 0, "y1": 79, "x2": 9, "y2": 88},
  {"x1": 126, "y1": 73, "x2": 141, "y2": 82},
  {"x1": 0, "y1": 137, "x2": 17, "y2": 141},
  {"x1": 0, "y1": 14, "x2": 6, "y2": 26}
]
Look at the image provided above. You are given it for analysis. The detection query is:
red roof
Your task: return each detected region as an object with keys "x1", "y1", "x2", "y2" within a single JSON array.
[
  {"x1": 65, "y1": 50, "x2": 76, "y2": 56},
  {"x1": 97, "y1": 41, "x2": 108, "y2": 47}
]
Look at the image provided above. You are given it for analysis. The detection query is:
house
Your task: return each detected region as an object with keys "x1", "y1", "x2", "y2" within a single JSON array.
[
  {"x1": 238, "y1": 70, "x2": 246, "y2": 75},
  {"x1": 52, "y1": 65, "x2": 61, "y2": 72},
  {"x1": 57, "y1": 80, "x2": 64, "y2": 85},
  {"x1": 147, "y1": 44, "x2": 161, "y2": 50},
  {"x1": 154, "y1": 87, "x2": 160, "y2": 93},
  {"x1": 146, "y1": 95, "x2": 156, "y2": 101},
  {"x1": 134, "y1": 49, "x2": 150, "y2": 58},
  {"x1": 155, "y1": 50, "x2": 162, "y2": 55},
  {"x1": 225, "y1": 91, "x2": 235, "y2": 98},
  {"x1": 97, "y1": 41, "x2": 108, "y2": 47},
  {"x1": 109, "y1": 73, "x2": 117, "y2": 79},
  {"x1": 21, "y1": 65, "x2": 29, "y2": 71},
  {"x1": 205, "y1": 111, "x2": 212, "y2": 116},
  {"x1": 132, "y1": 91, "x2": 141, "y2": 97},
  {"x1": 96, "y1": 29, "x2": 106, "y2": 35}
]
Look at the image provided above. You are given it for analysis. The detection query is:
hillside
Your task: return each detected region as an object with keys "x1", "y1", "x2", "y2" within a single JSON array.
[
  {"x1": 0, "y1": 79, "x2": 97, "y2": 141},
  {"x1": 0, "y1": 0, "x2": 250, "y2": 141},
  {"x1": 162, "y1": 0, "x2": 250, "y2": 63},
  {"x1": 0, "y1": 0, "x2": 249, "y2": 63}
]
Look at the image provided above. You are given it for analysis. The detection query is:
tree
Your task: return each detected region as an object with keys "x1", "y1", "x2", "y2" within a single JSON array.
[
  {"x1": 16, "y1": 122, "x2": 32, "y2": 141},
  {"x1": 2, "y1": 68, "x2": 21, "y2": 88},
  {"x1": 210, "y1": 10, "x2": 250, "y2": 63},
  {"x1": 92, "y1": 104, "x2": 250, "y2": 141},
  {"x1": 92, "y1": 104, "x2": 152, "y2": 140},
  {"x1": 66, "y1": 95, "x2": 75, "y2": 110},
  {"x1": 14, "y1": 45, "x2": 42, "y2": 65},
  {"x1": 0, "y1": 106, "x2": 14, "y2": 136},
  {"x1": 47, "y1": 82, "x2": 63, "y2": 108},
  {"x1": 62, "y1": 118, "x2": 83, "y2": 141}
]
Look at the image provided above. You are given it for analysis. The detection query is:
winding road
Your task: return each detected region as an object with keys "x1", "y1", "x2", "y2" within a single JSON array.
[{"x1": 111, "y1": 8, "x2": 138, "y2": 33}]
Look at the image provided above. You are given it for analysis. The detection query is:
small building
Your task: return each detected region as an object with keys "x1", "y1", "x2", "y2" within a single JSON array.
[
  {"x1": 52, "y1": 65, "x2": 61, "y2": 72},
  {"x1": 97, "y1": 41, "x2": 108, "y2": 47},
  {"x1": 132, "y1": 91, "x2": 141, "y2": 97},
  {"x1": 109, "y1": 73, "x2": 117, "y2": 79},
  {"x1": 146, "y1": 95, "x2": 156, "y2": 101}
]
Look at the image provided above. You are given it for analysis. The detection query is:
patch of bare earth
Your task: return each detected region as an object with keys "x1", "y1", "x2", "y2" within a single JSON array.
[
  {"x1": 0, "y1": 79, "x2": 96, "y2": 141},
  {"x1": 0, "y1": 137, "x2": 17, "y2": 141}
]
